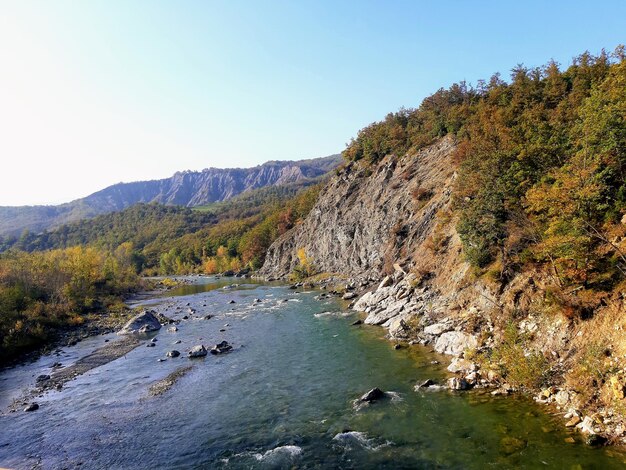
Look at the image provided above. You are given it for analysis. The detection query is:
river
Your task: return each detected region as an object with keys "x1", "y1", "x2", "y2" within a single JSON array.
[{"x1": 1, "y1": 277, "x2": 625, "y2": 469}]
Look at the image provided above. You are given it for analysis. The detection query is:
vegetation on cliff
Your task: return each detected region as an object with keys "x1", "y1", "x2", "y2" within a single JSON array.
[{"x1": 344, "y1": 47, "x2": 626, "y2": 313}]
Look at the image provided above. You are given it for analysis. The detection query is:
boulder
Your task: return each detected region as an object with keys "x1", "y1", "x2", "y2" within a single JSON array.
[
  {"x1": 360, "y1": 387, "x2": 385, "y2": 403},
  {"x1": 424, "y1": 322, "x2": 453, "y2": 336},
  {"x1": 342, "y1": 292, "x2": 357, "y2": 300},
  {"x1": 448, "y1": 377, "x2": 470, "y2": 390},
  {"x1": 119, "y1": 310, "x2": 162, "y2": 335},
  {"x1": 554, "y1": 390, "x2": 570, "y2": 407},
  {"x1": 24, "y1": 403, "x2": 39, "y2": 412},
  {"x1": 434, "y1": 331, "x2": 478, "y2": 357},
  {"x1": 576, "y1": 416, "x2": 596, "y2": 434},
  {"x1": 565, "y1": 416, "x2": 581, "y2": 427},
  {"x1": 210, "y1": 341, "x2": 233, "y2": 354},
  {"x1": 416, "y1": 379, "x2": 435, "y2": 389},
  {"x1": 188, "y1": 345, "x2": 208, "y2": 358},
  {"x1": 387, "y1": 315, "x2": 411, "y2": 339},
  {"x1": 447, "y1": 358, "x2": 477, "y2": 374},
  {"x1": 166, "y1": 350, "x2": 180, "y2": 358}
]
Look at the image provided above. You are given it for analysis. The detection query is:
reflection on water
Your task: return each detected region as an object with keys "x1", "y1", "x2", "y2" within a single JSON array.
[{"x1": 1, "y1": 278, "x2": 625, "y2": 469}]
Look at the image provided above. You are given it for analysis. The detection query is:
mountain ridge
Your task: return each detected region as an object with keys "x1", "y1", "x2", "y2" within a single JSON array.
[{"x1": 0, "y1": 154, "x2": 341, "y2": 237}]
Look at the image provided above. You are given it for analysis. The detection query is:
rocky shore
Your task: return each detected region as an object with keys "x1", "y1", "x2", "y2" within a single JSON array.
[{"x1": 343, "y1": 270, "x2": 626, "y2": 447}]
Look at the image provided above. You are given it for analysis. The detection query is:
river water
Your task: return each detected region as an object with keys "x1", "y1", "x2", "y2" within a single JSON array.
[{"x1": 1, "y1": 277, "x2": 625, "y2": 469}]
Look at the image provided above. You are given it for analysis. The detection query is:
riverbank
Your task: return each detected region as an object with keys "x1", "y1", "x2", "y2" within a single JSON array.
[{"x1": 294, "y1": 270, "x2": 626, "y2": 449}]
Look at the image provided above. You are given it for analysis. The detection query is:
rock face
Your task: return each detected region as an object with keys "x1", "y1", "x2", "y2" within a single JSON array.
[
  {"x1": 118, "y1": 310, "x2": 162, "y2": 335},
  {"x1": 260, "y1": 138, "x2": 457, "y2": 279},
  {"x1": 0, "y1": 155, "x2": 341, "y2": 237}
]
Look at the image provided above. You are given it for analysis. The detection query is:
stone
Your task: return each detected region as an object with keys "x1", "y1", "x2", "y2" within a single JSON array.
[
  {"x1": 210, "y1": 341, "x2": 233, "y2": 355},
  {"x1": 424, "y1": 322, "x2": 453, "y2": 336},
  {"x1": 24, "y1": 403, "x2": 39, "y2": 412},
  {"x1": 360, "y1": 387, "x2": 385, "y2": 403},
  {"x1": 447, "y1": 358, "x2": 476, "y2": 374},
  {"x1": 565, "y1": 416, "x2": 581, "y2": 427},
  {"x1": 465, "y1": 371, "x2": 480, "y2": 386},
  {"x1": 204, "y1": 315, "x2": 213, "y2": 320},
  {"x1": 188, "y1": 345, "x2": 208, "y2": 358},
  {"x1": 378, "y1": 276, "x2": 392, "y2": 289},
  {"x1": 119, "y1": 310, "x2": 162, "y2": 335},
  {"x1": 434, "y1": 331, "x2": 478, "y2": 357},
  {"x1": 448, "y1": 377, "x2": 470, "y2": 390},
  {"x1": 351, "y1": 320, "x2": 363, "y2": 326},
  {"x1": 229, "y1": 300, "x2": 236, "y2": 304},
  {"x1": 388, "y1": 316, "x2": 412, "y2": 339},
  {"x1": 416, "y1": 379, "x2": 435, "y2": 389},
  {"x1": 36, "y1": 374, "x2": 51, "y2": 383},
  {"x1": 554, "y1": 390, "x2": 570, "y2": 407},
  {"x1": 342, "y1": 292, "x2": 357, "y2": 300},
  {"x1": 151, "y1": 338, "x2": 158, "y2": 343},
  {"x1": 168, "y1": 326, "x2": 178, "y2": 332},
  {"x1": 576, "y1": 416, "x2": 596, "y2": 434},
  {"x1": 166, "y1": 350, "x2": 180, "y2": 358},
  {"x1": 146, "y1": 343, "x2": 156, "y2": 347}
]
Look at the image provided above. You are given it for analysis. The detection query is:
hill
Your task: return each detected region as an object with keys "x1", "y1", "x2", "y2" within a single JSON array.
[{"x1": 0, "y1": 154, "x2": 341, "y2": 237}]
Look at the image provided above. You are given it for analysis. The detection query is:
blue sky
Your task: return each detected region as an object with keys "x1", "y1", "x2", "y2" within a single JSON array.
[{"x1": 1, "y1": 0, "x2": 625, "y2": 205}]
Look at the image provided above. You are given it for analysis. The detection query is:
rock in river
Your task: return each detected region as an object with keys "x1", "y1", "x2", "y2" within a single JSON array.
[
  {"x1": 360, "y1": 387, "x2": 386, "y2": 403},
  {"x1": 188, "y1": 345, "x2": 208, "y2": 358},
  {"x1": 167, "y1": 350, "x2": 181, "y2": 358},
  {"x1": 24, "y1": 403, "x2": 39, "y2": 412},
  {"x1": 210, "y1": 341, "x2": 233, "y2": 355},
  {"x1": 118, "y1": 310, "x2": 162, "y2": 335}
]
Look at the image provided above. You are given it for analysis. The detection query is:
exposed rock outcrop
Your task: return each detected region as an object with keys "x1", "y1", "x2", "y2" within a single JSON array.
[{"x1": 260, "y1": 138, "x2": 457, "y2": 279}]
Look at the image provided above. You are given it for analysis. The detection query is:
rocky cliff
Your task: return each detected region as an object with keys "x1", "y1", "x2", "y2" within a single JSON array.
[
  {"x1": 0, "y1": 155, "x2": 341, "y2": 237},
  {"x1": 261, "y1": 137, "x2": 457, "y2": 278},
  {"x1": 260, "y1": 137, "x2": 626, "y2": 444}
]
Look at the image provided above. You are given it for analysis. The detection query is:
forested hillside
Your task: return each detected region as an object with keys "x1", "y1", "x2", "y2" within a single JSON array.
[
  {"x1": 343, "y1": 47, "x2": 626, "y2": 300},
  {"x1": 0, "y1": 180, "x2": 324, "y2": 276}
]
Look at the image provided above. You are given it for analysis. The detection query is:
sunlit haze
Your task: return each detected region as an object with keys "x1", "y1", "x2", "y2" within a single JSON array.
[{"x1": 1, "y1": 0, "x2": 625, "y2": 205}]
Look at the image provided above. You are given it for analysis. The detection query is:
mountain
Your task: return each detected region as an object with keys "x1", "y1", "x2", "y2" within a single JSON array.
[{"x1": 0, "y1": 155, "x2": 341, "y2": 237}]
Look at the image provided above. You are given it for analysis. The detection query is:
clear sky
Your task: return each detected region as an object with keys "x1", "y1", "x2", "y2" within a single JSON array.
[{"x1": 1, "y1": 1, "x2": 625, "y2": 206}]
